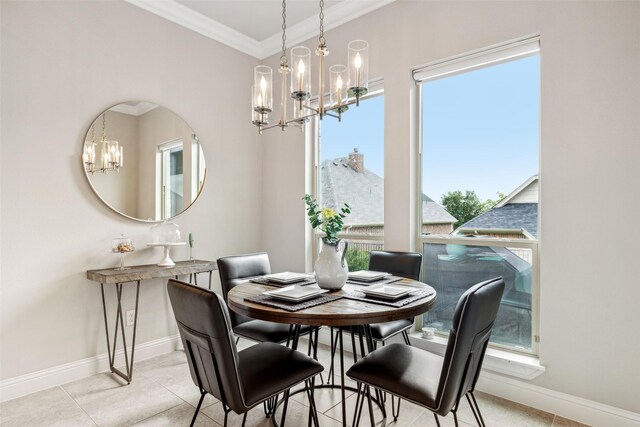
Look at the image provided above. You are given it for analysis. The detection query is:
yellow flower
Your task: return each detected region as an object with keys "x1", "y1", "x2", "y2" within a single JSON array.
[{"x1": 321, "y1": 207, "x2": 337, "y2": 220}]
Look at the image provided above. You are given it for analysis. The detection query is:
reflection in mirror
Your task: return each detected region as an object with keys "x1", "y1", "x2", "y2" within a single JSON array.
[{"x1": 83, "y1": 102, "x2": 206, "y2": 222}]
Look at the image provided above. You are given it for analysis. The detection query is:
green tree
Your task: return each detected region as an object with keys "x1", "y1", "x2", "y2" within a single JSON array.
[
  {"x1": 441, "y1": 190, "x2": 486, "y2": 229},
  {"x1": 483, "y1": 192, "x2": 507, "y2": 211},
  {"x1": 441, "y1": 191, "x2": 507, "y2": 229}
]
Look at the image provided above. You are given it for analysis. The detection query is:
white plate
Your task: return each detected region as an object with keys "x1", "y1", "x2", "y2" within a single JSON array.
[
  {"x1": 264, "y1": 285, "x2": 329, "y2": 302},
  {"x1": 360, "y1": 284, "x2": 412, "y2": 300},
  {"x1": 264, "y1": 272, "x2": 311, "y2": 284},
  {"x1": 348, "y1": 270, "x2": 390, "y2": 282}
]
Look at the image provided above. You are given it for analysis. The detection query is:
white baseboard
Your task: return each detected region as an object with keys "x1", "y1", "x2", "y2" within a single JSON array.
[
  {"x1": 312, "y1": 327, "x2": 640, "y2": 427},
  {"x1": 477, "y1": 372, "x2": 640, "y2": 427},
  {"x1": 0, "y1": 334, "x2": 180, "y2": 403}
]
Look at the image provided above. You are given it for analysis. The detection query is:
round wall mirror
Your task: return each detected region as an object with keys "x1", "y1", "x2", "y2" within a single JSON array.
[{"x1": 82, "y1": 101, "x2": 206, "y2": 222}]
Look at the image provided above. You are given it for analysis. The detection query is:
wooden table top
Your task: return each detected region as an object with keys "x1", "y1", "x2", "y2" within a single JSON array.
[
  {"x1": 227, "y1": 279, "x2": 437, "y2": 327},
  {"x1": 86, "y1": 260, "x2": 217, "y2": 284}
]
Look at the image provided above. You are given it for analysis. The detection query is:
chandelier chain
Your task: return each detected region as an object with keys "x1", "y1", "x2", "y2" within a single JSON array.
[
  {"x1": 280, "y1": 0, "x2": 288, "y2": 66},
  {"x1": 318, "y1": 0, "x2": 325, "y2": 46}
]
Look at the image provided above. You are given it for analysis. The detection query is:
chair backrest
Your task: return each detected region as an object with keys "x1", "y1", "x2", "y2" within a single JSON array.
[
  {"x1": 217, "y1": 252, "x2": 271, "y2": 327},
  {"x1": 167, "y1": 279, "x2": 246, "y2": 412},
  {"x1": 368, "y1": 250, "x2": 422, "y2": 281},
  {"x1": 435, "y1": 277, "x2": 505, "y2": 416}
]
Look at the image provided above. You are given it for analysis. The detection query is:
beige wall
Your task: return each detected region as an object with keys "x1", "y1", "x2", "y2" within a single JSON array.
[
  {"x1": 0, "y1": 0, "x2": 262, "y2": 381},
  {"x1": 260, "y1": 0, "x2": 640, "y2": 414}
]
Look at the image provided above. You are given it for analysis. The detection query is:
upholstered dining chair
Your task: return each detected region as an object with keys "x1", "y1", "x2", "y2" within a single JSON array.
[
  {"x1": 167, "y1": 279, "x2": 323, "y2": 427},
  {"x1": 346, "y1": 277, "x2": 505, "y2": 427},
  {"x1": 327, "y1": 250, "x2": 422, "y2": 418},
  {"x1": 217, "y1": 252, "x2": 314, "y2": 345},
  {"x1": 367, "y1": 250, "x2": 422, "y2": 345}
]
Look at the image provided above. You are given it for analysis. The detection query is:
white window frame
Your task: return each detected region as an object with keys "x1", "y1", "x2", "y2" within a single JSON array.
[
  {"x1": 309, "y1": 79, "x2": 386, "y2": 264},
  {"x1": 156, "y1": 138, "x2": 183, "y2": 220},
  {"x1": 413, "y1": 35, "x2": 541, "y2": 356}
]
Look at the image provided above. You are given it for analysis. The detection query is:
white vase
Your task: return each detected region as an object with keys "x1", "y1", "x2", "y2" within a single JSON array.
[{"x1": 314, "y1": 240, "x2": 349, "y2": 290}]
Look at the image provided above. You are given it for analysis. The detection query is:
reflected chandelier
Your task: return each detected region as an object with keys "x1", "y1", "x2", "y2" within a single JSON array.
[
  {"x1": 83, "y1": 113, "x2": 123, "y2": 174},
  {"x1": 251, "y1": 0, "x2": 369, "y2": 133}
]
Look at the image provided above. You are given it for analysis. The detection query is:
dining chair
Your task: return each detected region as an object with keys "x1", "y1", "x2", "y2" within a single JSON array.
[
  {"x1": 167, "y1": 279, "x2": 323, "y2": 427},
  {"x1": 217, "y1": 252, "x2": 322, "y2": 413},
  {"x1": 346, "y1": 277, "x2": 505, "y2": 427},
  {"x1": 329, "y1": 250, "x2": 422, "y2": 353},
  {"x1": 328, "y1": 250, "x2": 422, "y2": 417},
  {"x1": 217, "y1": 252, "x2": 315, "y2": 345}
]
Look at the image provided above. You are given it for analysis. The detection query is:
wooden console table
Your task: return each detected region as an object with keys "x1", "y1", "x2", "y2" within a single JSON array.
[{"x1": 86, "y1": 260, "x2": 217, "y2": 383}]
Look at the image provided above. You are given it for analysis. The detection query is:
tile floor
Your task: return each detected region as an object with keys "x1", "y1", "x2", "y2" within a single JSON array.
[{"x1": 1, "y1": 339, "x2": 589, "y2": 427}]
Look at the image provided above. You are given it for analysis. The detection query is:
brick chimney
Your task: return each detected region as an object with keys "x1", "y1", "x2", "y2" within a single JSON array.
[{"x1": 348, "y1": 148, "x2": 364, "y2": 173}]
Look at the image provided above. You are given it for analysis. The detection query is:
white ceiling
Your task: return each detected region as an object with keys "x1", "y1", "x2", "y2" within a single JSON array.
[{"x1": 126, "y1": 0, "x2": 395, "y2": 59}]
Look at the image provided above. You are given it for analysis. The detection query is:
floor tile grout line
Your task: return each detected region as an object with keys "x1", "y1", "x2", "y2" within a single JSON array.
[{"x1": 58, "y1": 384, "x2": 99, "y2": 427}]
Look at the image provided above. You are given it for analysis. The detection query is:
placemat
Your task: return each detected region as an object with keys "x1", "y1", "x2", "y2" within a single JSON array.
[
  {"x1": 249, "y1": 277, "x2": 317, "y2": 287},
  {"x1": 245, "y1": 293, "x2": 343, "y2": 312},
  {"x1": 346, "y1": 276, "x2": 404, "y2": 286},
  {"x1": 343, "y1": 286, "x2": 435, "y2": 308}
]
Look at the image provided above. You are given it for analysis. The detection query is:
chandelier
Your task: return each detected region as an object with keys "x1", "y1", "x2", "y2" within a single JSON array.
[
  {"x1": 251, "y1": 0, "x2": 369, "y2": 133},
  {"x1": 83, "y1": 113, "x2": 123, "y2": 174}
]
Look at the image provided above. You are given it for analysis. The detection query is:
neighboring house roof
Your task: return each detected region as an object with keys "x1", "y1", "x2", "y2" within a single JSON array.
[
  {"x1": 457, "y1": 175, "x2": 539, "y2": 238},
  {"x1": 422, "y1": 194, "x2": 457, "y2": 224},
  {"x1": 320, "y1": 156, "x2": 456, "y2": 226},
  {"x1": 457, "y1": 203, "x2": 538, "y2": 238}
]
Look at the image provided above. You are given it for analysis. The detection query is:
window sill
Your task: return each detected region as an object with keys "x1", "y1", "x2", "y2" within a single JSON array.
[{"x1": 408, "y1": 332, "x2": 545, "y2": 380}]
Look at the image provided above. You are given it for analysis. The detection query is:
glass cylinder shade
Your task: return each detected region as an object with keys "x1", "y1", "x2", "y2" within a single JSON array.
[
  {"x1": 251, "y1": 85, "x2": 268, "y2": 125},
  {"x1": 253, "y1": 65, "x2": 273, "y2": 113},
  {"x1": 330, "y1": 65, "x2": 348, "y2": 108},
  {"x1": 348, "y1": 40, "x2": 369, "y2": 97},
  {"x1": 291, "y1": 46, "x2": 311, "y2": 100}
]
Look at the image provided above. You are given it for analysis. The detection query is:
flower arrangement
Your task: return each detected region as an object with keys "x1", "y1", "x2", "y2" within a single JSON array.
[{"x1": 304, "y1": 194, "x2": 350, "y2": 245}]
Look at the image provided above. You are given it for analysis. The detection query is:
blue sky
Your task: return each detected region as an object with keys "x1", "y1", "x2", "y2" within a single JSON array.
[{"x1": 321, "y1": 54, "x2": 539, "y2": 203}]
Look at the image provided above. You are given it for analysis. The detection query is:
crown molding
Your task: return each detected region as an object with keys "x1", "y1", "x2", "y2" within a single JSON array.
[
  {"x1": 110, "y1": 102, "x2": 158, "y2": 116},
  {"x1": 125, "y1": 0, "x2": 396, "y2": 60},
  {"x1": 125, "y1": 0, "x2": 262, "y2": 58},
  {"x1": 259, "y1": 0, "x2": 395, "y2": 59}
]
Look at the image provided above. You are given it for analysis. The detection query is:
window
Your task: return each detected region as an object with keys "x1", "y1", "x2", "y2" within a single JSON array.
[
  {"x1": 416, "y1": 38, "x2": 540, "y2": 354},
  {"x1": 316, "y1": 89, "x2": 384, "y2": 270},
  {"x1": 158, "y1": 139, "x2": 184, "y2": 219}
]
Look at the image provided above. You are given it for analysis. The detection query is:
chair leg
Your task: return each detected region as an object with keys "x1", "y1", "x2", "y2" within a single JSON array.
[
  {"x1": 391, "y1": 394, "x2": 401, "y2": 421},
  {"x1": 306, "y1": 378, "x2": 320, "y2": 427},
  {"x1": 452, "y1": 409, "x2": 460, "y2": 427},
  {"x1": 468, "y1": 391, "x2": 486, "y2": 427},
  {"x1": 235, "y1": 337, "x2": 240, "y2": 345},
  {"x1": 352, "y1": 382, "x2": 364, "y2": 427},
  {"x1": 190, "y1": 391, "x2": 206, "y2": 427},
  {"x1": 433, "y1": 413, "x2": 442, "y2": 427},
  {"x1": 241, "y1": 412, "x2": 248, "y2": 427},
  {"x1": 222, "y1": 404, "x2": 231, "y2": 427},
  {"x1": 350, "y1": 326, "x2": 358, "y2": 362},
  {"x1": 365, "y1": 385, "x2": 375, "y2": 427},
  {"x1": 402, "y1": 329, "x2": 411, "y2": 345},
  {"x1": 280, "y1": 389, "x2": 291, "y2": 427}
]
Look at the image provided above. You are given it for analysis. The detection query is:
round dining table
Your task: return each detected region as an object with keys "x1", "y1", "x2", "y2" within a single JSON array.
[{"x1": 227, "y1": 278, "x2": 437, "y2": 426}]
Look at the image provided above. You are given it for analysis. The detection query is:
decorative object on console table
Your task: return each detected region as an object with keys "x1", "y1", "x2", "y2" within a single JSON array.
[
  {"x1": 304, "y1": 194, "x2": 351, "y2": 290},
  {"x1": 111, "y1": 234, "x2": 134, "y2": 270},
  {"x1": 147, "y1": 221, "x2": 185, "y2": 267},
  {"x1": 188, "y1": 232, "x2": 194, "y2": 262}
]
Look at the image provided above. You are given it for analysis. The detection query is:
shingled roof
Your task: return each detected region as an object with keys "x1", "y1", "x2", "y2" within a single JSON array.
[
  {"x1": 457, "y1": 203, "x2": 538, "y2": 238},
  {"x1": 457, "y1": 175, "x2": 539, "y2": 238},
  {"x1": 320, "y1": 156, "x2": 456, "y2": 226}
]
